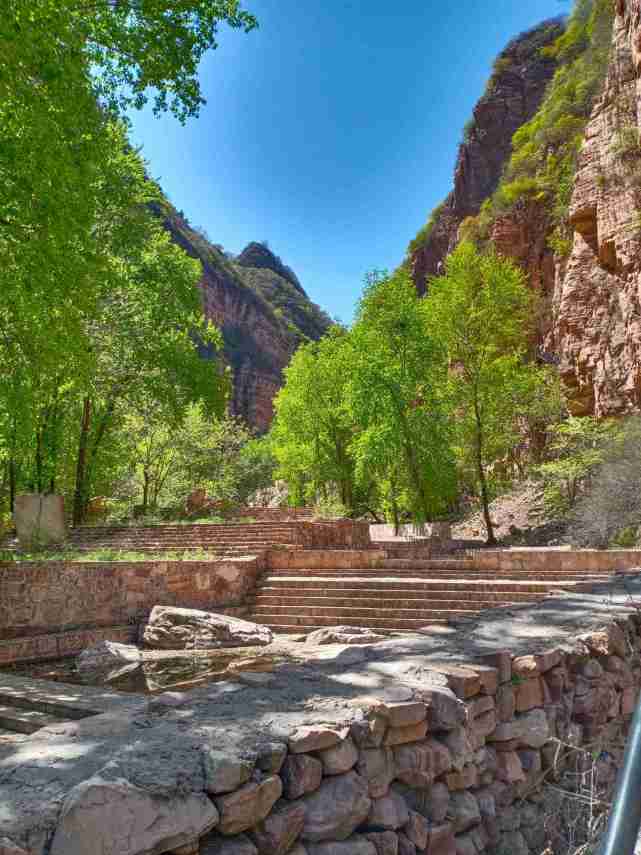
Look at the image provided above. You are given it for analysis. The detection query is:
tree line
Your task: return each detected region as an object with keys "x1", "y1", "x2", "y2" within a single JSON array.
[
  {"x1": 1, "y1": 1, "x2": 259, "y2": 525},
  {"x1": 270, "y1": 243, "x2": 562, "y2": 545}
]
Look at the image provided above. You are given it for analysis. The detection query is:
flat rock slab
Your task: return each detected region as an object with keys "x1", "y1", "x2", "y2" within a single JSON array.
[{"x1": 143, "y1": 607, "x2": 273, "y2": 650}]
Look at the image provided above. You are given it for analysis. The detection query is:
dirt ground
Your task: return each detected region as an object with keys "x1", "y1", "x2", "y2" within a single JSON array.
[{"x1": 452, "y1": 481, "x2": 570, "y2": 547}]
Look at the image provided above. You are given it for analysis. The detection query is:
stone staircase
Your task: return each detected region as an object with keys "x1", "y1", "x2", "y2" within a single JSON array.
[
  {"x1": 68, "y1": 521, "x2": 301, "y2": 556},
  {"x1": 247, "y1": 553, "x2": 614, "y2": 634}
]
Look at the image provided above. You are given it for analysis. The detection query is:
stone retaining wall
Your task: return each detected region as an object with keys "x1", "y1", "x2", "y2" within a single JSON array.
[
  {"x1": 292, "y1": 521, "x2": 372, "y2": 550},
  {"x1": 473, "y1": 548, "x2": 641, "y2": 574},
  {"x1": 0, "y1": 558, "x2": 260, "y2": 658},
  {"x1": 266, "y1": 548, "x2": 386, "y2": 571},
  {"x1": 164, "y1": 618, "x2": 640, "y2": 855}
]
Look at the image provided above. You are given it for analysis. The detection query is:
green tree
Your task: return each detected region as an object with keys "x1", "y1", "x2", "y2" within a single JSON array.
[
  {"x1": 536, "y1": 415, "x2": 621, "y2": 513},
  {"x1": 271, "y1": 328, "x2": 359, "y2": 511},
  {"x1": 427, "y1": 242, "x2": 548, "y2": 545},
  {"x1": 349, "y1": 269, "x2": 456, "y2": 524}
]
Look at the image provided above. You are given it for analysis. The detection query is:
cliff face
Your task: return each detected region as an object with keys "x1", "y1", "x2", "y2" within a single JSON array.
[
  {"x1": 160, "y1": 212, "x2": 331, "y2": 430},
  {"x1": 410, "y1": 19, "x2": 563, "y2": 293},
  {"x1": 550, "y1": 0, "x2": 641, "y2": 415}
]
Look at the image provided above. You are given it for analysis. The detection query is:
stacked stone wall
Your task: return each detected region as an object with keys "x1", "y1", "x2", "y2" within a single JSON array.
[
  {"x1": 185, "y1": 619, "x2": 641, "y2": 855},
  {"x1": 0, "y1": 557, "x2": 260, "y2": 663}
]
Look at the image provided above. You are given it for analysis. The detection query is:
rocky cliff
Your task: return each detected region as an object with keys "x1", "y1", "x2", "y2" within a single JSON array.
[
  {"x1": 408, "y1": 0, "x2": 641, "y2": 418},
  {"x1": 160, "y1": 211, "x2": 331, "y2": 430},
  {"x1": 551, "y1": 0, "x2": 641, "y2": 415},
  {"x1": 409, "y1": 19, "x2": 564, "y2": 293}
]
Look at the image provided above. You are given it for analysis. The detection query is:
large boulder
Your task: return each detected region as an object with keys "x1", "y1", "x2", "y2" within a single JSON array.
[
  {"x1": 49, "y1": 776, "x2": 219, "y2": 855},
  {"x1": 143, "y1": 607, "x2": 273, "y2": 650},
  {"x1": 305, "y1": 627, "x2": 385, "y2": 646},
  {"x1": 76, "y1": 641, "x2": 142, "y2": 683}
]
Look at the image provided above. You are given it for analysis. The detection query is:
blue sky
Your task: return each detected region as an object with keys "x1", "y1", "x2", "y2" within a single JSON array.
[{"x1": 128, "y1": 0, "x2": 569, "y2": 323}]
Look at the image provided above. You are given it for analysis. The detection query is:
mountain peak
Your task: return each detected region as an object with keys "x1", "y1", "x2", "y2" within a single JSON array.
[{"x1": 236, "y1": 241, "x2": 306, "y2": 295}]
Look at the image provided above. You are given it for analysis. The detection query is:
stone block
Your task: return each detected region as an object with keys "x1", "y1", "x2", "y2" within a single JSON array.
[
  {"x1": 383, "y1": 721, "x2": 428, "y2": 746},
  {"x1": 403, "y1": 810, "x2": 429, "y2": 850},
  {"x1": 301, "y1": 771, "x2": 372, "y2": 842},
  {"x1": 449, "y1": 792, "x2": 480, "y2": 833},
  {"x1": 424, "y1": 687, "x2": 466, "y2": 730},
  {"x1": 318, "y1": 737, "x2": 359, "y2": 775},
  {"x1": 201, "y1": 834, "x2": 257, "y2": 855},
  {"x1": 365, "y1": 831, "x2": 399, "y2": 855},
  {"x1": 514, "y1": 678, "x2": 544, "y2": 712},
  {"x1": 282, "y1": 754, "x2": 323, "y2": 799},
  {"x1": 426, "y1": 823, "x2": 456, "y2": 855},
  {"x1": 14, "y1": 493, "x2": 65, "y2": 547},
  {"x1": 393, "y1": 742, "x2": 434, "y2": 788},
  {"x1": 289, "y1": 725, "x2": 343, "y2": 753},
  {"x1": 215, "y1": 776, "x2": 282, "y2": 835},
  {"x1": 357, "y1": 747, "x2": 396, "y2": 798},
  {"x1": 367, "y1": 790, "x2": 410, "y2": 830},
  {"x1": 249, "y1": 801, "x2": 306, "y2": 855}
]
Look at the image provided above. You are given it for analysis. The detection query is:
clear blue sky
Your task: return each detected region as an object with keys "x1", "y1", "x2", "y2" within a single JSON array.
[{"x1": 128, "y1": 0, "x2": 569, "y2": 323}]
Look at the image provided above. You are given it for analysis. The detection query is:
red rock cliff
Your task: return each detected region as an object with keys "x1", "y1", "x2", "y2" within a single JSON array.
[
  {"x1": 160, "y1": 212, "x2": 330, "y2": 430},
  {"x1": 551, "y1": 0, "x2": 641, "y2": 415},
  {"x1": 410, "y1": 19, "x2": 563, "y2": 293}
]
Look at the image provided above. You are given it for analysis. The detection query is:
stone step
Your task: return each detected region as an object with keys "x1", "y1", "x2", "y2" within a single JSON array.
[
  {"x1": 263, "y1": 568, "x2": 603, "y2": 582},
  {"x1": 252, "y1": 596, "x2": 518, "y2": 611},
  {"x1": 251, "y1": 592, "x2": 538, "y2": 607},
  {"x1": 251, "y1": 603, "x2": 477, "y2": 620},
  {"x1": 0, "y1": 704, "x2": 61, "y2": 735},
  {"x1": 247, "y1": 614, "x2": 449, "y2": 630},
  {"x1": 255, "y1": 582, "x2": 548, "y2": 599}
]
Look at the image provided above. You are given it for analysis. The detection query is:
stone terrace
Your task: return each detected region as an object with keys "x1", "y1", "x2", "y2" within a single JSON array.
[{"x1": 2, "y1": 574, "x2": 641, "y2": 854}]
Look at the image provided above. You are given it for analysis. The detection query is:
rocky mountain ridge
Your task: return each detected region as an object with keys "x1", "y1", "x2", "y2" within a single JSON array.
[
  {"x1": 160, "y1": 208, "x2": 331, "y2": 430},
  {"x1": 409, "y1": 18, "x2": 564, "y2": 293},
  {"x1": 409, "y1": 0, "x2": 641, "y2": 418}
]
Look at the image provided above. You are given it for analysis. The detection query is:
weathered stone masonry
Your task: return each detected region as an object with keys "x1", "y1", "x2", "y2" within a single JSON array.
[{"x1": 3, "y1": 577, "x2": 641, "y2": 855}]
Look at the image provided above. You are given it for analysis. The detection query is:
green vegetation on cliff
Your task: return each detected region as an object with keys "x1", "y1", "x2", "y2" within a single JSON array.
[{"x1": 472, "y1": 0, "x2": 614, "y2": 238}]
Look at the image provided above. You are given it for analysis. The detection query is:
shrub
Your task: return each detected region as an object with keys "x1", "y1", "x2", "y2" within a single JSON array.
[{"x1": 572, "y1": 418, "x2": 641, "y2": 547}]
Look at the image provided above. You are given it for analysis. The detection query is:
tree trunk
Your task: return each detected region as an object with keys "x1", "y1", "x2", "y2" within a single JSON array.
[
  {"x1": 473, "y1": 396, "x2": 496, "y2": 546},
  {"x1": 73, "y1": 397, "x2": 91, "y2": 526}
]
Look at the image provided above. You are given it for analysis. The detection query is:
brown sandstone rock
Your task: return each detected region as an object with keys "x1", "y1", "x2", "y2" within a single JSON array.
[
  {"x1": 301, "y1": 771, "x2": 372, "y2": 842},
  {"x1": 421, "y1": 782, "x2": 450, "y2": 823},
  {"x1": 289, "y1": 726, "x2": 343, "y2": 754},
  {"x1": 403, "y1": 811, "x2": 429, "y2": 850},
  {"x1": 397, "y1": 833, "x2": 417, "y2": 855},
  {"x1": 408, "y1": 20, "x2": 561, "y2": 294},
  {"x1": 365, "y1": 831, "x2": 399, "y2": 855},
  {"x1": 393, "y1": 742, "x2": 434, "y2": 788},
  {"x1": 50, "y1": 776, "x2": 220, "y2": 855},
  {"x1": 426, "y1": 822, "x2": 456, "y2": 855},
  {"x1": 249, "y1": 801, "x2": 306, "y2": 855},
  {"x1": 307, "y1": 838, "x2": 376, "y2": 855},
  {"x1": 357, "y1": 747, "x2": 396, "y2": 798},
  {"x1": 203, "y1": 750, "x2": 254, "y2": 795},
  {"x1": 449, "y1": 792, "x2": 481, "y2": 833},
  {"x1": 383, "y1": 721, "x2": 428, "y2": 747},
  {"x1": 367, "y1": 790, "x2": 410, "y2": 830},
  {"x1": 281, "y1": 754, "x2": 323, "y2": 799},
  {"x1": 215, "y1": 776, "x2": 282, "y2": 835},
  {"x1": 200, "y1": 835, "x2": 257, "y2": 855},
  {"x1": 318, "y1": 737, "x2": 359, "y2": 776}
]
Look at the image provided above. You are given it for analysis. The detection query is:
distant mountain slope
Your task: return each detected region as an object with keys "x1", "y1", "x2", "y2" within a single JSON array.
[{"x1": 155, "y1": 204, "x2": 331, "y2": 429}]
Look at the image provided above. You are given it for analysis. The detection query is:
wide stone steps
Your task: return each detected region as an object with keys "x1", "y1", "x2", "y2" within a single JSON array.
[
  {"x1": 255, "y1": 578, "x2": 581, "y2": 595},
  {"x1": 248, "y1": 553, "x2": 610, "y2": 633},
  {"x1": 252, "y1": 590, "x2": 539, "y2": 607},
  {"x1": 252, "y1": 613, "x2": 450, "y2": 630},
  {"x1": 264, "y1": 567, "x2": 604, "y2": 583}
]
